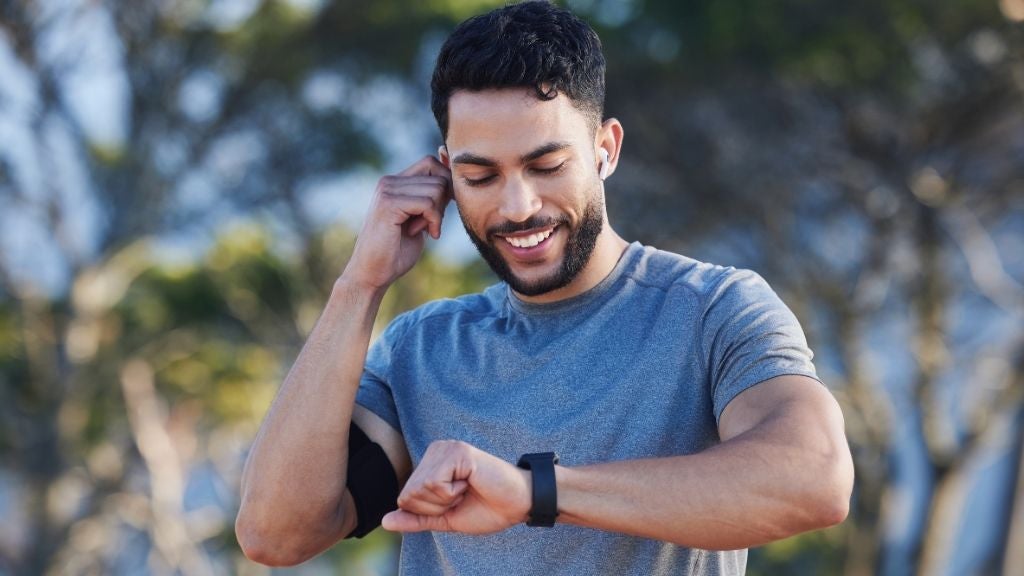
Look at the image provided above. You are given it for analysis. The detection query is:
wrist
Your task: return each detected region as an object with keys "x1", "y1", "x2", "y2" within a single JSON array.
[
  {"x1": 516, "y1": 467, "x2": 532, "y2": 524},
  {"x1": 516, "y1": 452, "x2": 560, "y2": 527},
  {"x1": 333, "y1": 275, "x2": 389, "y2": 302},
  {"x1": 326, "y1": 278, "x2": 388, "y2": 329}
]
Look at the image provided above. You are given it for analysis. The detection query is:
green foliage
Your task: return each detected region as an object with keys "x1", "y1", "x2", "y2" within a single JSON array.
[
  {"x1": 223, "y1": 0, "x2": 319, "y2": 85},
  {"x1": 382, "y1": 251, "x2": 496, "y2": 325},
  {"x1": 747, "y1": 525, "x2": 847, "y2": 575},
  {"x1": 0, "y1": 303, "x2": 23, "y2": 369},
  {"x1": 2, "y1": 0, "x2": 1020, "y2": 572},
  {"x1": 0, "y1": 303, "x2": 26, "y2": 453},
  {"x1": 599, "y1": 0, "x2": 1004, "y2": 89}
]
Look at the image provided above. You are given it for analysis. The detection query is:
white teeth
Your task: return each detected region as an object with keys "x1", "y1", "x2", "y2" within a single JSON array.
[{"x1": 505, "y1": 228, "x2": 553, "y2": 248}]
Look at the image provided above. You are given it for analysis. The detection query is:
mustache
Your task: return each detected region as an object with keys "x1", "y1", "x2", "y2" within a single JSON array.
[{"x1": 487, "y1": 215, "x2": 567, "y2": 238}]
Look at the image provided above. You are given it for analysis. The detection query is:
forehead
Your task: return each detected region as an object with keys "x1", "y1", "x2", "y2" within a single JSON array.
[{"x1": 446, "y1": 88, "x2": 592, "y2": 159}]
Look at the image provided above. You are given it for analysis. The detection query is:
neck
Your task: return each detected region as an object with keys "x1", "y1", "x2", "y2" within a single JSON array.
[{"x1": 512, "y1": 227, "x2": 629, "y2": 305}]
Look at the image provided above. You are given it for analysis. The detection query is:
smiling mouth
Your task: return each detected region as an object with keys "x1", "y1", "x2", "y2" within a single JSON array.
[{"x1": 499, "y1": 227, "x2": 556, "y2": 249}]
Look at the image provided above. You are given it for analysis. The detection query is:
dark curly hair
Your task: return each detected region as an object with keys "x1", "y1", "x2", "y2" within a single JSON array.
[{"x1": 430, "y1": 1, "x2": 606, "y2": 141}]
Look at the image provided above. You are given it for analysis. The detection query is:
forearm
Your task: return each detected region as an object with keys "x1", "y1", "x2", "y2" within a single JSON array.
[
  {"x1": 555, "y1": 408, "x2": 852, "y2": 549},
  {"x1": 236, "y1": 279, "x2": 385, "y2": 560}
]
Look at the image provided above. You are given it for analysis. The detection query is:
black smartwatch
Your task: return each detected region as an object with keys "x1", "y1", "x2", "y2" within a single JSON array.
[{"x1": 516, "y1": 452, "x2": 560, "y2": 527}]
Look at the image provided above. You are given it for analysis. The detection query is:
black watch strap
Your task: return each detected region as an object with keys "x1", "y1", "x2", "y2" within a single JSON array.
[{"x1": 516, "y1": 452, "x2": 560, "y2": 527}]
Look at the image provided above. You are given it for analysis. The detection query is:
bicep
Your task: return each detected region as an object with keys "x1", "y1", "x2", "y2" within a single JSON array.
[{"x1": 718, "y1": 374, "x2": 846, "y2": 445}]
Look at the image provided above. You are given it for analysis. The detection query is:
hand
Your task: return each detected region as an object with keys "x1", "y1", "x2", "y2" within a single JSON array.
[
  {"x1": 341, "y1": 155, "x2": 452, "y2": 290},
  {"x1": 381, "y1": 440, "x2": 532, "y2": 535}
]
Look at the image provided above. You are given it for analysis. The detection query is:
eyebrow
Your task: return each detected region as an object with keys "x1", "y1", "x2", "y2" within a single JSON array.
[{"x1": 451, "y1": 141, "x2": 573, "y2": 168}]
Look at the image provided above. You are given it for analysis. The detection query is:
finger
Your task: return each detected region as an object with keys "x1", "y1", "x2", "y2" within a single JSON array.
[
  {"x1": 385, "y1": 175, "x2": 450, "y2": 186},
  {"x1": 423, "y1": 159, "x2": 454, "y2": 202},
  {"x1": 382, "y1": 180, "x2": 450, "y2": 238},
  {"x1": 450, "y1": 480, "x2": 468, "y2": 495},
  {"x1": 395, "y1": 496, "x2": 453, "y2": 517},
  {"x1": 381, "y1": 193, "x2": 444, "y2": 237},
  {"x1": 397, "y1": 484, "x2": 446, "y2": 508},
  {"x1": 397, "y1": 477, "x2": 467, "y2": 509},
  {"x1": 422, "y1": 478, "x2": 468, "y2": 503},
  {"x1": 430, "y1": 202, "x2": 447, "y2": 240},
  {"x1": 404, "y1": 217, "x2": 429, "y2": 238},
  {"x1": 382, "y1": 509, "x2": 450, "y2": 533},
  {"x1": 376, "y1": 192, "x2": 432, "y2": 223},
  {"x1": 426, "y1": 156, "x2": 452, "y2": 180},
  {"x1": 427, "y1": 161, "x2": 453, "y2": 195},
  {"x1": 397, "y1": 155, "x2": 451, "y2": 179},
  {"x1": 427, "y1": 166, "x2": 455, "y2": 230}
]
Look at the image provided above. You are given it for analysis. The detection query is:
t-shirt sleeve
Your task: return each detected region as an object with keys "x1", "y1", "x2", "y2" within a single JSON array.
[
  {"x1": 355, "y1": 313, "x2": 409, "y2": 433},
  {"x1": 701, "y1": 268, "x2": 821, "y2": 424}
]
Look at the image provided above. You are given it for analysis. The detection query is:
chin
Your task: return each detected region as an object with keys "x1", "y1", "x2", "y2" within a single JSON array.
[
  {"x1": 506, "y1": 269, "x2": 572, "y2": 297},
  {"x1": 464, "y1": 195, "x2": 606, "y2": 297}
]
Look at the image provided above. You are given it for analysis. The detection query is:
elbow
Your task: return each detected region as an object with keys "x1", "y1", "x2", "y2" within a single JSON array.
[
  {"x1": 236, "y1": 508, "x2": 316, "y2": 567},
  {"x1": 236, "y1": 515, "x2": 297, "y2": 567},
  {"x1": 800, "y1": 445, "x2": 854, "y2": 531},
  {"x1": 813, "y1": 488, "x2": 851, "y2": 529},
  {"x1": 235, "y1": 492, "x2": 352, "y2": 567}
]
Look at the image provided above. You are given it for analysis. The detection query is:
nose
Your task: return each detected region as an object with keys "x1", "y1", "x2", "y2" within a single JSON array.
[{"x1": 497, "y1": 176, "x2": 542, "y2": 223}]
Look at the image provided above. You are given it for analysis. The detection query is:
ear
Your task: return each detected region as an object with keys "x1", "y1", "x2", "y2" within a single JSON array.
[
  {"x1": 437, "y1": 145, "x2": 457, "y2": 204},
  {"x1": 594, "y1": 118, "x2": 624, "y2": 180}
]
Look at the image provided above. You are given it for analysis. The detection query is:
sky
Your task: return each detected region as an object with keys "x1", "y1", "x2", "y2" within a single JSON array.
[
  {"x1": 0, "y1": 2, "x2": 479, "y2": 298},
  {"x1": 1, "y1": 1, "x2": 1022, "y2": 573}
]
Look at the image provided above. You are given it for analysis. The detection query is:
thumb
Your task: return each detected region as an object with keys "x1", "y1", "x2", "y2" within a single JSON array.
[{"x1": 382, "y1": 510, "x2": 451, "y2": 533}]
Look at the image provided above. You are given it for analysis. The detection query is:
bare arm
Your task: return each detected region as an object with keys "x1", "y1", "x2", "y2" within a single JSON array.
[
  {"x1": 235, "y1": 282, "x2": 391, "y2": 565},
  {"x1": 553, "y1": 375, "x2": 854, "y2": 549},
  {"x1": 382, "y1": 375, "x2": 854, "y2": 549},
  {"x1": 235, "y1": 156, "x2": 451, "y2": 566}
]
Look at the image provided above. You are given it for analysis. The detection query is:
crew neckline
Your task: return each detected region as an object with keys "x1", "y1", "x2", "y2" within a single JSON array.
[{"x1": 505, "y1": 241, "x2": 642, "y2": 316}]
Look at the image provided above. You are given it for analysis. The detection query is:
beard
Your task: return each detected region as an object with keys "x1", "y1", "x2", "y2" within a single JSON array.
[{"x1": 460, "y1": 194, "x2": 605, "y2": 297}]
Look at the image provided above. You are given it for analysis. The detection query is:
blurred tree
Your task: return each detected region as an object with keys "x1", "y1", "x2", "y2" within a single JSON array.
[
  {"x1": 0, "y1": 219, "x2": 491, "y2": 574},
  {"x1": 0, "y1": 0, "x2": 493, "y2": 573},
  {"x1": 1, "y1": 0, "x2": 1022, "y2": 574},
  {"x1": 587, "y1": 0, "x2": 1024, "y2": 573}
]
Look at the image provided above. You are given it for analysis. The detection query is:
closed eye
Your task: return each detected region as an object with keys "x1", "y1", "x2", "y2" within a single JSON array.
[
  {"x1": 461, "y1": 161, "x2": 566, "y2": 187},
  {"x1": 462, "y1": 174, "x2": 497, "y2": 187},
  {"x1": 533, "y1": 162, "x2": 567, "y2": 175}
]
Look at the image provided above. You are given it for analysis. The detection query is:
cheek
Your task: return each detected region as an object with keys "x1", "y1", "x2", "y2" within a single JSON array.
[
  {"x1": 543, "y1": 171, "x2": 595, "y2": 211},
  {"x1": 452, "y1": 192, "x2": 486, "y2": 229}
]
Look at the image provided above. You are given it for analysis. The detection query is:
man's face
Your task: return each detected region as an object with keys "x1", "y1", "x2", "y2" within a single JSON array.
[{"x1": 442, "y1": 89, "x2": 605, "y2": 297}]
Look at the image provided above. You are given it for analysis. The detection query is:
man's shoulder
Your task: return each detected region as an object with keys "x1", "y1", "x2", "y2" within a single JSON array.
[{"x1": 628, "y1": 243, "x2": 753, "y2": 299}]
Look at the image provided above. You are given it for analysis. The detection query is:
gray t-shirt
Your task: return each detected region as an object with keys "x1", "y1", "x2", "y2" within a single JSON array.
[{"x1": 357, "y1": 242, "x2": 820, "y2": 576}]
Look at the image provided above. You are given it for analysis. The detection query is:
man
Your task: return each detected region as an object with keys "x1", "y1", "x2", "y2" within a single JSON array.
[{"x1": 235, "y1": 2, "x2": 854, "y2": 574}]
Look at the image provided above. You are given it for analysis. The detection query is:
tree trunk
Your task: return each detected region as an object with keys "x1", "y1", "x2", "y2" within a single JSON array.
[
  {"x1": 18, "y1": 298, "x2": 66, "y2": 576},
  {"x1": 998, "y1": 410, "x2": 1024, "y2": 576},
  {"x1": 916, "y1": 465, "x2": 963, "y2": 575},
  {"x1": 844, "y1": 473, "x2": 886, "y2": 576}
]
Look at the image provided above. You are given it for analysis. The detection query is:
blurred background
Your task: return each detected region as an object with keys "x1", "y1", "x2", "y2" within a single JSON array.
[{"x1": 1, "y1": 0, "x2": 1022, "y2": 574}]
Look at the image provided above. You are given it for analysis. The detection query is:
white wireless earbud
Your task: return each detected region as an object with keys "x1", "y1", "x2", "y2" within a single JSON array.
[{"x1": 598, "y1": 148, "x2": 610, "y2": 180}]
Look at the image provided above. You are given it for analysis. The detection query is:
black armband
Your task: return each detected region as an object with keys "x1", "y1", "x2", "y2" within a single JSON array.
[{"x1": 344, "y1": 421, "x2": 400, "y2": 539}]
